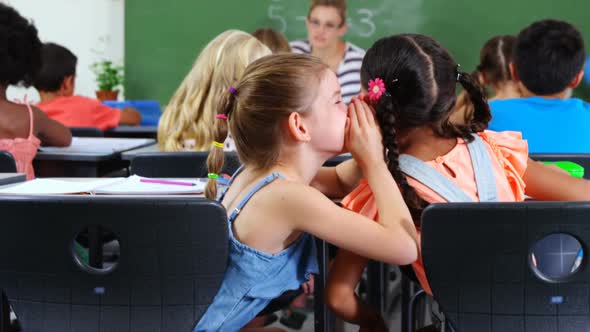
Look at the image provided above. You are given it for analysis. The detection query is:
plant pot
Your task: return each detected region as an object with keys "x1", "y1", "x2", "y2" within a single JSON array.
[{"x1": 96, "y1": 90, "x2": 119, "y2": 101}]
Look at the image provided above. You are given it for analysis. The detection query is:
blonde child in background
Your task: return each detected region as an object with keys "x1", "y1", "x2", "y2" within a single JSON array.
[{"x1": 158, "y1": 30, "x2": 271, "y2": 152}]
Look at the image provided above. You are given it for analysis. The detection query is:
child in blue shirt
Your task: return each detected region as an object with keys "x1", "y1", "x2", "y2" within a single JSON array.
[{"x1": 489, "y1": 19, "x2": 590, "y2": 153}]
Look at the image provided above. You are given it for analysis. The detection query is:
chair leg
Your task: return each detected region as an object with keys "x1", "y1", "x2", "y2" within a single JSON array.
[{"x1": 407, "y1": 289, "x2": 426, "y2": 332}]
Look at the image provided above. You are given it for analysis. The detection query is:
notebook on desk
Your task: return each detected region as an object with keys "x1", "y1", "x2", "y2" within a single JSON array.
[
  {"x1": 38, "y1": 137, "x2": 155, "y2": 154},
  {"x1": 0, "y1": 175, "x2": 205, "y2": 195}
]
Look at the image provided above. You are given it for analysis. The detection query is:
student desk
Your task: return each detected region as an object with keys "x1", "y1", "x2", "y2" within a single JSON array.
[
  {"x1": 120, "y1": 143, "x2": 160, "y2": 161},
  {"x1": 0, "y1": 173, "x2": 26, "y2": 186},
  {"x1": 104, "y1": 126, "x2": 158, "y2": 139},
  {"x1": 34, "y1": 138, "x2": 156, "y2": 177}
]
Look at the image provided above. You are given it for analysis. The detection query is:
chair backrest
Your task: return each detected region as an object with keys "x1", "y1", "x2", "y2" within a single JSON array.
[
  {"x1": 130, "y1": 151, "x2": 241, "y2": 178},
  {"x1": 69, "y1": 127, "x2": 104, "y2": 137},
  {"x1": 421, "y1": 201, "x2": 590, "y2": 331},
  {"x1": 530, "y1": 153, "x2": 590, "y2": 179},
  {"x1": 0, "y1": 196, "x2": 228, "y2": 331},
  {"x1": 0, "y1": 151, "x2": 16, "y2": 173}
]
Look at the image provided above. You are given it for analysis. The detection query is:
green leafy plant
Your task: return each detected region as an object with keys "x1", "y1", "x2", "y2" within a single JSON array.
[{"x1": 91, "y1": 60, "x2": 124, "y2": 91}]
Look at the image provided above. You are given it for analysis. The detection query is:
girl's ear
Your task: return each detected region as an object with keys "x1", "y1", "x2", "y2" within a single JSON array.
[{"x1": 286, "y1": 112, "x2": 311, "y2": 142}]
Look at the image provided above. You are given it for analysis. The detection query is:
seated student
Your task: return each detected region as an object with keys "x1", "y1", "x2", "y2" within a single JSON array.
[
  {"x1": 0, "y1": 4, "x2": 71, "y2": 179},
  {"x1": 452, "y1": 35, "x2": 519, "y2": 124},
  {"x1": 194, "y1": 53, "x2": 418, "y2": 331},
  {"x1": 252, "y1": 28, "x2": 291, "y2": 53},
  {"x1": 488, "y1": 19, "x2": 590, "y2": 153},
  {"x1": 158, "y1": 30, "x2": 271, "y2": 152},
  {"x1": 325, "y1": 34, "x2": 590, "y2": 330},
  {"x1": 34, "y1": 43, "x2": 141, "y2": 131},
  {"x1": 290, "y1": 0, "x2": 365, "y2": 104}
]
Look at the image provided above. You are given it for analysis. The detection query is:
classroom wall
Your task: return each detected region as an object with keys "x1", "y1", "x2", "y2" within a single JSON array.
[{"x1": 4, "y1": 0, "x2": 125, "y2": 103}]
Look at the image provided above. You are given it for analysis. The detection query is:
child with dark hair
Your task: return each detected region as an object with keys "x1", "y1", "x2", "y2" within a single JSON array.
[
  {"x1": 0, "y1": 4, "x2": 71, "y2": 179},
  {"x1": 34, "y1": 43, "x2": 141, "y2": 131},
  {"x1": 452, "y1": 35, "x2": 519, "y2": 124},
  {"x1": 489, "y1": 19, "x2": 589, "y2": 153},
  {"x1": 325, "y1": 33, "x2": 590, "y2": 330},
  {"x1": 252, "y1": 28, "x2": 291, "y2": 54}
]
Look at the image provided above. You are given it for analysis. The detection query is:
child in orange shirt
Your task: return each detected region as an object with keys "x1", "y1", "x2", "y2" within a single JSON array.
[
  {"x1": 326, "y1": 34, "x2": 590, "y2": 330},
  {"x1": 0, "y1": 4, "x2": 71, "y2": 179},
  {"x1": 34, "y1": 43, "x2": 141, "y2": 131}
]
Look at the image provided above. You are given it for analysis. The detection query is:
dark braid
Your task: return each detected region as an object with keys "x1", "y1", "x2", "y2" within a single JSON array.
[
  {"x1": 457, "y1": 71, "x2": 492, "y2": 133},
  {"x1": 375, "y1": 95, "x2": 429, "y2": 224}
]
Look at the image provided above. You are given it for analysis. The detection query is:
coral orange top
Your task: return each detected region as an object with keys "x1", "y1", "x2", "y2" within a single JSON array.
[
  {"x1": 37, "y1": 96, "x2": 121, "y2": 131},
  {"x1": 341, "y1": 130, "x2": 529, "y2": 295},
  {"x1": 0, "y1": 103, "x2": 41, "y2": 179}
]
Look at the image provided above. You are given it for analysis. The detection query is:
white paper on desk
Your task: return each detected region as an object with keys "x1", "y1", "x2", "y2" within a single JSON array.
[
  {"x1": 39, "y1": 137, "x2": 155, "y2": 154},
  {"x1": 93, "y1": 175, "x2": 204, "y2": 195},
  {"x1": 0, "y1": 178, "x2": 123, "y2": 195},
  {"x1": 0, "y1": 176, "x2": 204, "y2": 195}
]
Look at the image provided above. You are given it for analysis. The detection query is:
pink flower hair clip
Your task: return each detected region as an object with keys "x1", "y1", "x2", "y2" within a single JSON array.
[{"x1": 367, "y1": 78, "x2": 386, "y2": 102}]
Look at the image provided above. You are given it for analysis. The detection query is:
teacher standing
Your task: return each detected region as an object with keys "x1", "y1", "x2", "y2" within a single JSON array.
[{"x1": 290, "y1": 0, "x2": 365, "y2": 104}]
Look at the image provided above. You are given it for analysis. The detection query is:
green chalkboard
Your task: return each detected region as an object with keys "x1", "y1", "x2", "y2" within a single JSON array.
[{"x1": 126, "y1": 0, "x2": 590, "y2": 105}]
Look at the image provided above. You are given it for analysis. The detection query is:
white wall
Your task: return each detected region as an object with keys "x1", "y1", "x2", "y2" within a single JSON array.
[{"x1": 3, "y1": 0, "x2": 124, "y2": 102}]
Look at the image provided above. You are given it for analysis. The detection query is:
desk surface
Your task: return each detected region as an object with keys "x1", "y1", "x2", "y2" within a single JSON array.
[
  {"x1": 36, "y1": 138, "x2": 156, "y2": 162},
  {"x1": 0, "y1": 173, "x2": 26, "y2": 186}
]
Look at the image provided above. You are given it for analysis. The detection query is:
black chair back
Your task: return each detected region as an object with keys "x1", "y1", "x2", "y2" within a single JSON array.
[
  {"x1": 422, "y1": 202, "x2": 590, "y2": 331},
  {"x1": 69, "y1": 127, "x2": 104, "y2": 137},
  {"x1": 0, "y1": 196, "x2": 228, "y2": 331},
  {"x1": 0, "y1": 151, "x2": 16, "y2": 173},
  {"x1": 130, "y1": 151, "x2": 240, "y2": 177}
]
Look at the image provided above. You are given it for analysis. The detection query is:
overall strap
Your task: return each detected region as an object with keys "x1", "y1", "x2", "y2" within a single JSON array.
[
  {"x1": 399, "y1": 154, "x2": 473, "y2": 202},
  {"x1": 228, "y1": 173, "x2": 285, "y2": 222},
  {"x1": 218, "y1": 164, "x2": 244, "y2": 202},
  {"x1": 467, "y1": 134, "x2": 498, "y2": 202}
]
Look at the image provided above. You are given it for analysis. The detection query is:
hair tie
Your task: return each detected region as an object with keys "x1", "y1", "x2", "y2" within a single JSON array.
[
  {"x1": 455, "y1": 64, "x2": 462, "y2": 82},
  {"x1": 208, "y1": 173, "x2": 219, "y2": 180},
  {"x1": 212, "y1": 141, "x2": 225, "y2": 149},
  {"x1": 216, "y1": 114, "x2": 228, "y2": 120},
  {"x1": 229, "y1": 86, "x2": 237, "y2": 95}
]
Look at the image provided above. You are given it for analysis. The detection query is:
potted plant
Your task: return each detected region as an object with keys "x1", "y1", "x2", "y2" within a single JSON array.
[{"x1": 91, "y1": 60, "x2": 124, "y2": 101}]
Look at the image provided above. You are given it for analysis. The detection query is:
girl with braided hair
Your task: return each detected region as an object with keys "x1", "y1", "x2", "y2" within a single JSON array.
[{"x1": 326, "y1": 34, "x2": 590, "y2": 330}]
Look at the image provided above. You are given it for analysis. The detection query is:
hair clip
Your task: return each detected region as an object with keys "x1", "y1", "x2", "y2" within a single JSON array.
[
  {"x1": 229, "y1": 86, "x2": 237, "y2": 95},
  {"x1": 216, "y1": 114, "x2": 228, "y2": 120},
  {"x1": 455, "y1": 64, "x2": 461, "y2": 81},
  {"x1": 212, "y1": 141, "x2": 225, "y2": 149},
  {"x1": 208, "y1": 173, "x2": 219, "y2": 180},
  {"x1": 367, "y1": 78, "x2": 387, "y2": 102}
]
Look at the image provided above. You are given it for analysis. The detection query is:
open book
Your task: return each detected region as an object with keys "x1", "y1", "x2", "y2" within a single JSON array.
[{"x1": 0, "y1": 175, "x2": 205, "y2": 195}]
